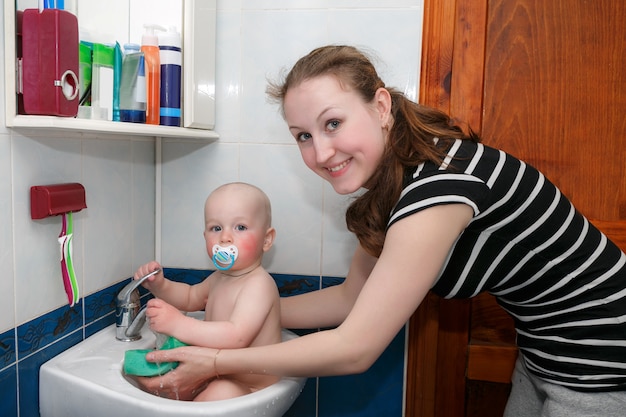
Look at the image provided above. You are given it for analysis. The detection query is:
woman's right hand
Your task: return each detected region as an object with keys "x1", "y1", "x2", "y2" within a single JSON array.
[{"x1": 130, "y1": 346, "x2": 217, "y2": 400}]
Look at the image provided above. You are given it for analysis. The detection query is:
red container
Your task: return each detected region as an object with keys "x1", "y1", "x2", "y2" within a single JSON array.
[
  {"x1": 17, "y1": 9, "x2": 79, "y2": 117},
  {"x1": 30, "y1": 183, "x2": 87, "y2": 220}
]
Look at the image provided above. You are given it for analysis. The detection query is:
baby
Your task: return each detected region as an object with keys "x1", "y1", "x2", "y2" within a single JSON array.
[{"x1": 133, "y1": 182, "x2": 281, "y2": 401}]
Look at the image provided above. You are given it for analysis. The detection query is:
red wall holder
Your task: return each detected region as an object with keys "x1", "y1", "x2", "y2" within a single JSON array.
[{"x1": 30, "y1": 183, "x2": 87, "y2": 219}]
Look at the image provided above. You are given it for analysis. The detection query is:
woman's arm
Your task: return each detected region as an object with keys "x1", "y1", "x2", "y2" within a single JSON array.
[
  {"x1": 137, "y1": 204, "x2": 473, "y2": 396},
  {"x1": 280, "y1": 244, "x2": 376, "y2": 329},
  {"x1": 220, "y1": 203, "x2": 473, "y2": 376}
]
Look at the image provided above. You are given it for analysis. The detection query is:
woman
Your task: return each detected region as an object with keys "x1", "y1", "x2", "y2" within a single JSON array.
[{"x1": 136, "y1": 45, "x2": 626, "y2": 415}]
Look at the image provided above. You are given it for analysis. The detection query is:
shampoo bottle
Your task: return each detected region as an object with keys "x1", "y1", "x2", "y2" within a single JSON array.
[
  {"x1": 141, "y1": 24, "x2": 164, "y2": 125},
  {"x1": 119, "y1": 43, "x2": 146, "y2": 123},
  {"x1": 158, "y1": 26, "x2": 182, "y2": 126}
]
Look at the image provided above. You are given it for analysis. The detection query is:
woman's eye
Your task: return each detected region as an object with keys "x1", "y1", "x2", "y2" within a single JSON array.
[
  {"x1": 296, "y1": 132, "x2": 312, "y2": 143},
  {"x1": 326, "y1": 120, "x2": 340, "y2": 131}
]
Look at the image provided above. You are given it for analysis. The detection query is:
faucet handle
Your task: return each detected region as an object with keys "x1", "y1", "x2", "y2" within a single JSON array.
[{"x1": 117, "y1": 269, "x2": 161, "y2": 305}]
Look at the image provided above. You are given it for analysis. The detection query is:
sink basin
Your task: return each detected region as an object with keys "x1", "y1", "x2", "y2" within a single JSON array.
[{"x1": 40, "y1": 312, "x2": 306, "y2": 417}]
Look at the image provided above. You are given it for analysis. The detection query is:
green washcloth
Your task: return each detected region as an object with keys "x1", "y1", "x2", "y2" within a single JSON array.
[
  {"x1": 159, "y1": 336, "x2": 187, "y2": 350},
  {"x1": 123, "y1": 336, "x2": 188, "y2": 377}
]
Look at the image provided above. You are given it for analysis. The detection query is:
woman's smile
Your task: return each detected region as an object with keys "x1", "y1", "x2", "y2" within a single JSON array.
[{"x1": 326, "y1": 158, "x2": 352, "y2": 175}]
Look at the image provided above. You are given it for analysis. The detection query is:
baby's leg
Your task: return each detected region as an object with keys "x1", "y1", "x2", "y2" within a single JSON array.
[{"x1": 193, "y1": 378, "x2": 252, "y2": 402}]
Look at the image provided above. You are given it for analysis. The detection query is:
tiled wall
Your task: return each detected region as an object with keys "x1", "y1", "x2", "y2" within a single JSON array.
[
  {"x1": 159, "y1": 0, "x2": 424, "y2": 276},
  {"x1": 0, "y1": 269, "x2": 405, "y2": 417},
  {"x1": 0, "y1": 1, "x2": 423, "y2": 416}
]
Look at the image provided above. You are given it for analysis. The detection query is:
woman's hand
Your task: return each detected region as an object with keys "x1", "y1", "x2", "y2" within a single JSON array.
[{"x1": 129, "y1": 346, "x2": 217, "y2": 400}]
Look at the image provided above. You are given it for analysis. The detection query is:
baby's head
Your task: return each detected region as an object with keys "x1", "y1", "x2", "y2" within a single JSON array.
[{"x1": 203, "y1": 182, "x2": 274, "y2": 272}]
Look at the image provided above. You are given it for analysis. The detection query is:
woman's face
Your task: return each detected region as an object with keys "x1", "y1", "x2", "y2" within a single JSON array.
[{"x1": 283, "y1": 75, "x2": 390, "y2": 195}]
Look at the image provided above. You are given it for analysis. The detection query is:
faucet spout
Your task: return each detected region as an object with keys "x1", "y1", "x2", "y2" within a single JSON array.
[
  {"x1": 125, "y1": 306, "x2": 147, "y2": 339},
  {"x1": 115, "y1": 269, "x2": 160, "y2": 341}
]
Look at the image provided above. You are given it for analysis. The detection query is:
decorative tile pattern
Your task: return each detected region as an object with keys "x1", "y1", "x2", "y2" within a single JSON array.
[
  {"x1": 17, "y1": 304, "x2": 82, "y2": 358},
  {"x1": 3, "y1": 270, "x2": 403, "y2": 417},
  {"x1": 0, "y1": 328, "x2": 16, "y2": 370},
  {"x1": 274, "y1": 273, "x2": 322, "y2": 296}
]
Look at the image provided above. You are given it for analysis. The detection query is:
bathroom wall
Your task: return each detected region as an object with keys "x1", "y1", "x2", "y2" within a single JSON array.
[{"x1": 0, "y1": 1, "x2": 424, "y2": 416}]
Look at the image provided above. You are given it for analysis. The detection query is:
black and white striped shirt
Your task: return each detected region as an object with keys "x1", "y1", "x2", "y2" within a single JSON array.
[{"x1": 388, "y1": 139, "x2": 626, "y2": 391}]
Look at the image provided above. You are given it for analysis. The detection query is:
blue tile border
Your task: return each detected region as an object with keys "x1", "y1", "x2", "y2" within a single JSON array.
[
  {"x1": 163, "y1": 268, "x2": 209, "y2": 285},
  {"x1": 84, "y1": 279, "x2": 127, "y2": 325},
  {"x1": 17, "y1": 303, "x2": 83, "y2": 358},
  {"x1": 274, "y1": 273, "x2": 321, "y2": 295},
  {"x1": 0, "y1": 328, "x2": 16, "y2": 369},
  {"x1": 318, "y1": 328, "x2": 405, "y2": 417},
  {"x1": 19, "y1": 330, "x2": 83, "y2": 417},
  {"x1": 0, "y1": 364, "x2": 18, "y2": 417},
  {"x1": 2, "y1": 268, "x2": 403, "y2": 417}
]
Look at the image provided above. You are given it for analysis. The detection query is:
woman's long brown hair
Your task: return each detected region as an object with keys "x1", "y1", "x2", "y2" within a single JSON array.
[{"x1": 268, "y1": 45, "x2": 477, "y2": 257}]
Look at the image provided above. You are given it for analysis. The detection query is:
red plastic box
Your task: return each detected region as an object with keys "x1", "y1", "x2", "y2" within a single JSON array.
[
  {"x1": 30, "y1": 183, "x2": 87, "y2": 220},
  {"x1": 17, "y1": 9, "x2": 79, "y2": 117}
]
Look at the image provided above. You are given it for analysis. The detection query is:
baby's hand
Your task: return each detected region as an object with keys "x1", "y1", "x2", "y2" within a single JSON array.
[
  {"x1": 133, "y1": 261, "x2": 163, "y2": 290},
  {"x1": 145, "y1": 298, "x2": 185, "y2": 335}
]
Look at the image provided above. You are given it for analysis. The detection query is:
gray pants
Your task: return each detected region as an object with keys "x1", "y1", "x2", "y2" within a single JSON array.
[{"x1": 504, "y1": 356, "x2": 626, "y2": 417}]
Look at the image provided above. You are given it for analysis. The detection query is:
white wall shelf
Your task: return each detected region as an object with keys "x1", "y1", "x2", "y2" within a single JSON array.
[
  {"x1": 7, "y1": 114, "x2": 219, "y2": 140},
  {"x1": 4, "y1": 0, "x2": 218, "y2": 141}
]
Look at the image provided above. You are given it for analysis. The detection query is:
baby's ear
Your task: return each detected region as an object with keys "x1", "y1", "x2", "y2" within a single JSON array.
[{"x1": 263, "y1": 227, "x2": 276, "y2": 251}]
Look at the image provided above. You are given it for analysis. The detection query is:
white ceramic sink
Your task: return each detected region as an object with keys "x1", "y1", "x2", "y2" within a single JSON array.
[{"x1": 39, "y1": 313, "x2": 306, "y2": 417}]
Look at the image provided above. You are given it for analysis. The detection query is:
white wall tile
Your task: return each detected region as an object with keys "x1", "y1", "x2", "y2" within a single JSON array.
[
  {"x1": 240, "y1": 143, "x2": 324, "y2": 275},
  {"x1": 160, "y1": 140, "x2": 239, "y2": 268},
  {"x1": 240, "y1": 0, "x2": 421, "y2": 11},
  {"x1": 13, "y1": 134, "x2": 83, "y2": 324},
  {"x1": 214, "y1": 10, "x2": 243, "y2": 142},
  {"x1": 0, "y1": 2, "x2": 6, "y2": 137},
  {"x1": 131, "y1": 140, "x2": 156, "y2": 271},
  {"x1": 0, "y1": 134, "x2": 14, "y2": 332},
  {"x1": 239, "y1": 10, "x2": 330, "y2": 145},
  {"x1": 227, "y1": 3, "x2": 422, "y2": 276},
  {"x1": 162, "y1": 1, "x2": 424, "y2": 278},
  {"x1": 82, "y1": 139, "x2": 134, "y2": 294},
  {"x1": 322, "y1": 184, "x2": 359, "y2": 277},
  {"x1": 1, "y1": 1, "x2": 425, "y2": 327}
]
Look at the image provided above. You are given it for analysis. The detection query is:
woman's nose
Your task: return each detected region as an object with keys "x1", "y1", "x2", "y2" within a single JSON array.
[{"x1": 313, "y1": 136, "x2": 335, "y2": 164}]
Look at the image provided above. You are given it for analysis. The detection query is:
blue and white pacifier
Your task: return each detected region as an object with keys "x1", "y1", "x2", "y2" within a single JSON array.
[{"x1": 212, "y1": 244, "x2": 239, "y2": 271}]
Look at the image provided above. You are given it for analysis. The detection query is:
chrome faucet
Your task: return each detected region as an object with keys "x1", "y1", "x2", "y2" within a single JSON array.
[{"x1": 115, "y1": 269, "x2": 160, "y2": 341}]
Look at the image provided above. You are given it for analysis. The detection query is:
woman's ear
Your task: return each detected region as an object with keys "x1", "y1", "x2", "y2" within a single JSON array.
[
  {"x1": 375, "y1": 87, "x2": 393, "y2": 127},
  {"x1": 263, "y1": 227, "x2": 276, "y2": 252}
]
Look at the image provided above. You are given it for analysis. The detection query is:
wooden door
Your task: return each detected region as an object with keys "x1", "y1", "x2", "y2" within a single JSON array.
[{"x1": 406, "y1": 0, "x2": 626, "y2": 416}]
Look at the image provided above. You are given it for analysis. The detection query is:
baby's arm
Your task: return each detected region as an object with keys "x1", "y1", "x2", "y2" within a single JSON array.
[
  {"x1": 145, "y1": 298, "x2": 193, "y2": 336},
  {"x1": 133, "y1": 261, "x2": 210, "y2": 312}
]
